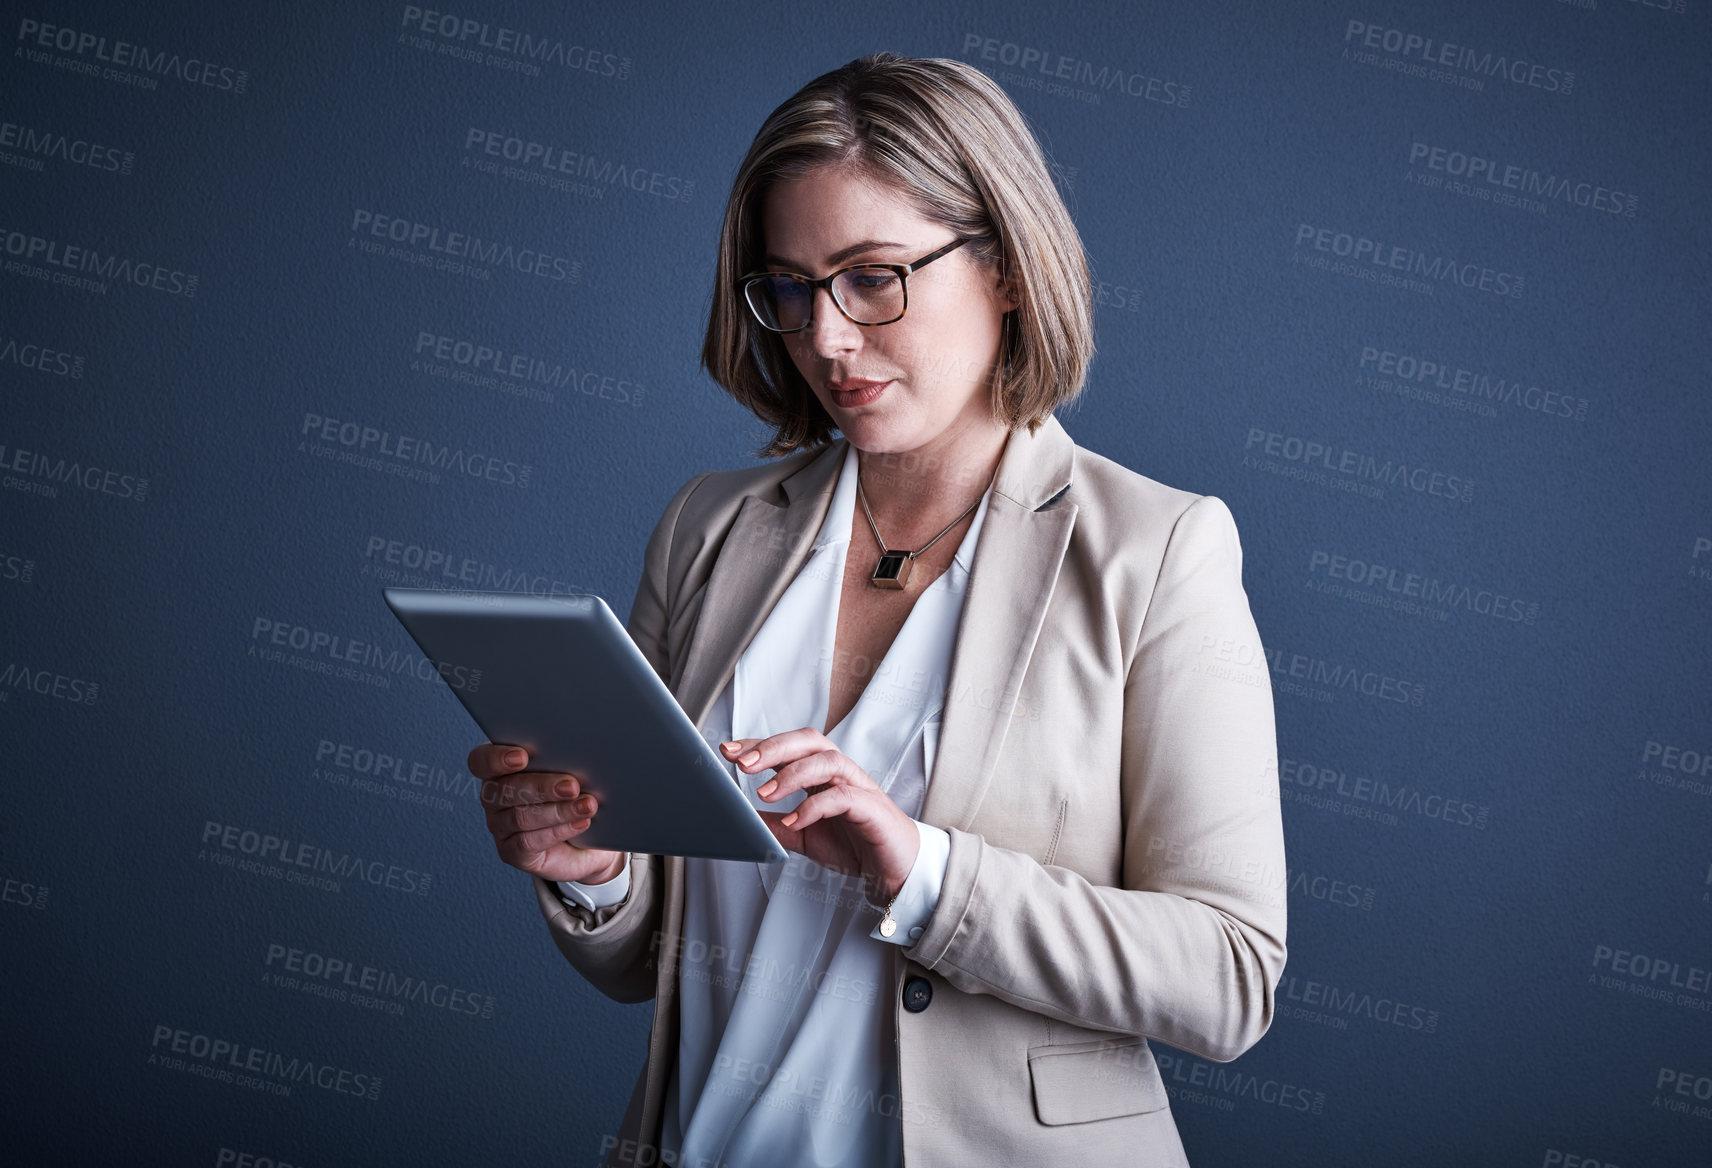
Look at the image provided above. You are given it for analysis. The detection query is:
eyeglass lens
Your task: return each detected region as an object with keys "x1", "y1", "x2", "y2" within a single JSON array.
[{"x1": 746, "y1": 268, "x2": 904, "y2": 330}]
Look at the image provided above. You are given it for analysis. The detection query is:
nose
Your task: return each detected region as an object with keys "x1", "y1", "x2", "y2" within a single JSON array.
[{"x1": 804, "y1": 284, "x2": 862, "y2": 357}]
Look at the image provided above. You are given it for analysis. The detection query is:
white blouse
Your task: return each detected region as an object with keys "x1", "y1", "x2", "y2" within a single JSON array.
[{"x1": 560, "y1": 441, "x2": 990, "y2": 1166}]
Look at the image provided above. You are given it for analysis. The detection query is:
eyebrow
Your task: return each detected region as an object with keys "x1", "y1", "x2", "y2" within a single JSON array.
[{"x1": 762, "y1": 239, "x2": 913, "y2": 270}]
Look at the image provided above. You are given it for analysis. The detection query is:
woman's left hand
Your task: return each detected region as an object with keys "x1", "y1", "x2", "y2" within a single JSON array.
[{"x1": 721, "y1": 729, "x2": 920, "y2": 904}]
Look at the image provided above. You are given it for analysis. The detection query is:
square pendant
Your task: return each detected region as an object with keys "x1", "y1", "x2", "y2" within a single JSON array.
[{"x1": 871, "y1": 552, "x2": 911, "y2": 589}]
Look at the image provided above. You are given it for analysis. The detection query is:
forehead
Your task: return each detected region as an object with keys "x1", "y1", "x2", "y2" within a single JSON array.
[{"x1": 759, "y1": 167, "x2": 940, "y2": 264}]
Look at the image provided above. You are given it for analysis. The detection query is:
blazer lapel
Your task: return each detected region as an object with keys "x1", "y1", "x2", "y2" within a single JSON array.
[
  {"x1": 921, "y1": 414, "x2": 1076, "y2": 830},
  {"x1": 673, "y1": 438, "x2": 848, "y2": 734},
  {"x1": 670, "y1": 414, "x2": 1077, "y2": 831}
]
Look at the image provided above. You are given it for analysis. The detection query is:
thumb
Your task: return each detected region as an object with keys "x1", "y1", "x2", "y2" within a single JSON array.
[{"x1": 757, "y1": 809, "x2": 802, "y2": 855}]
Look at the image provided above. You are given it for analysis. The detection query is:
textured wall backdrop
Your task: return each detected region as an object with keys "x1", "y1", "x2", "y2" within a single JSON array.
[{"x1": 3, "y1": 1, "x2": 1709, "y2": 1165}]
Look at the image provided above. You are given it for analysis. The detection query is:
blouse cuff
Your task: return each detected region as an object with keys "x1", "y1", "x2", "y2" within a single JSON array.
[
  {"x1": 556, "y1": 856, "x2": 632, "y2": 912},
  {"x1": 869, "y1": 820, "x2": 951, "y2": 947}
]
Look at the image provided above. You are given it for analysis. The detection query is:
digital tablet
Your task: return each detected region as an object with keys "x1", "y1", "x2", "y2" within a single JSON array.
[{"x1": 382, "y1": 588, "x2": 789, "y2": 865}]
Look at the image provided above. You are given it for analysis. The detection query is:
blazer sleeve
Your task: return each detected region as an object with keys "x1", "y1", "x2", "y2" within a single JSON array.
[
  {"x1": 526, "y1": 470, "x2": 713, "y2": 1005},
  {"x1": 906, "y1": 494, "x2": 1288, "y2": 1062}
]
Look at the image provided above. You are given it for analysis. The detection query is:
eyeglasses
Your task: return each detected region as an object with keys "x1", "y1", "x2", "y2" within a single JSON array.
[{"x1": 737, "y1": 237, "x2": 969, "y2": 333}]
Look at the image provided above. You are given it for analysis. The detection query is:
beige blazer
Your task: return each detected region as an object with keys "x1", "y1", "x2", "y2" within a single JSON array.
[{"x1": 531, "y1": 412, "x2": 1288, "y2": 1167}]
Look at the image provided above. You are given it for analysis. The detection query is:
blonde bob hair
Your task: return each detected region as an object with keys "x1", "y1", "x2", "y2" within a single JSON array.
[{"x1": 701, "y1": 51, "x2": 1094, "y2": 458}]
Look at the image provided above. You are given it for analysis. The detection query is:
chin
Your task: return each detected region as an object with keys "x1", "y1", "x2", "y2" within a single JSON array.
[{"x1": 835, "y1": 417, "x2": 911, "y2": 453}]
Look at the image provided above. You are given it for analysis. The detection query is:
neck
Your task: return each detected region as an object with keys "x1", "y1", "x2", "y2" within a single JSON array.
[{"x1": 853, "y1": 419, "x2": 1011, "y2": 543}]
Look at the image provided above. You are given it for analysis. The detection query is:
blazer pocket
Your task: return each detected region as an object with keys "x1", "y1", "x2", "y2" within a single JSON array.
[{"x1": 1027, "y1": 1037, "x2": 1170, "y2": 1125}]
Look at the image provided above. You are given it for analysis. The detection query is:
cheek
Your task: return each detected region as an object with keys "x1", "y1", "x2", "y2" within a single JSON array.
[
  {"x1": 781, "y1": 336, "x2": 818, "y2": 375},
  {"x1": 898, "y1": 318, "x2": 979, "y2": 388}
]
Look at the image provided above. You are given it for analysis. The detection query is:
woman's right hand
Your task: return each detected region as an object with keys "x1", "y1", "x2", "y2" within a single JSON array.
[{"x1": 468, "y1": 742, "x2": 628, "y2": 886}]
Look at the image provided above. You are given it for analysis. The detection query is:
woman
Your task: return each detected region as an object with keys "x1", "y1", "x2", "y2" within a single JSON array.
[{"x1": 470, "y1": 52, "x2": 1286, "y2": 1168}]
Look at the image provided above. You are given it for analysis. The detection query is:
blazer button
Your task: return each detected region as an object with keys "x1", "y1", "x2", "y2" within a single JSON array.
[{"x1": 902, "y1": 975, "x2": 933, "y2": 1013}]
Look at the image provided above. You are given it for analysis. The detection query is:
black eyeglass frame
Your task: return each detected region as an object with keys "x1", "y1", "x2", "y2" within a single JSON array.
[{"x1": 737, "y1": 237, "x2": 971, "y2": 333}]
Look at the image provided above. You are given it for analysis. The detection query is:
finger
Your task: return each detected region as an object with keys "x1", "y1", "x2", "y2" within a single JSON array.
[
  {"x1": 501, "y1": 793, "x2": 598, "y2": 835},
  {"x1": 500, "y1": 811, "x2": 597, "y2": 859},
  {"x1": 718, "y1": 737, "x2": 758, "y2": 760},
  {"x1": 756, "y1": 809, "x2": 805, "y2": 855},
  {"x1": 759, "y1": 810, "x2": 864, "y2": 877},
  {"x1": 481, "y1": 775, "x2": 550, "y2": 811},
  {"x1": 480, "y1": 771, "x2": 579, "y2": 811},
  {"x1": 724, "y1": 726, "x2": 832, "y2": 777},
  {"x1": 756, "y1": 750, "x2": 851, "y2": 804},
  {"x1": 469, "y1": 741, "x2": 531, "y2": 780},
  {"x1": 499, "y1": 823, "x2": 596, "y2": 872},
  {"x1": 780, "y1": 786, "x2": 863, "y2": 833}
]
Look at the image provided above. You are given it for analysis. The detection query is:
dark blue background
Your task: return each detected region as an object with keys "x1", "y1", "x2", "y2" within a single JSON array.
[{"x1": 3, "y1": 1, "x2": 1708, "y2": 1164}]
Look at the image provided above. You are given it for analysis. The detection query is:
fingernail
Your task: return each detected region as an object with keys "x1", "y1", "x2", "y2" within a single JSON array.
[
  {"x1": 720, "y1": 741, "x2": 739, "y2": 752},
  {"x1": 739, "y1": 750, "x2": 761, "y2": 768},
  {"x1": 555, "y1": 780, "x2": 577, "y2": 798},
  {"x1": 757, "y1": 780, "x2": 777, "y2": 798},
  {"x1": 505, "y1": 749, "x2": 526, "y2": 767},
  {"x1": 782, "y1": 812, "x2": 798, "y2": 827}
]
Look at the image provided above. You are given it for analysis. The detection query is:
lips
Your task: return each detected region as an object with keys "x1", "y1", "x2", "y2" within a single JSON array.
[{"x1": 828, "y1": 378, "x2": 891, "y2": 408}]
